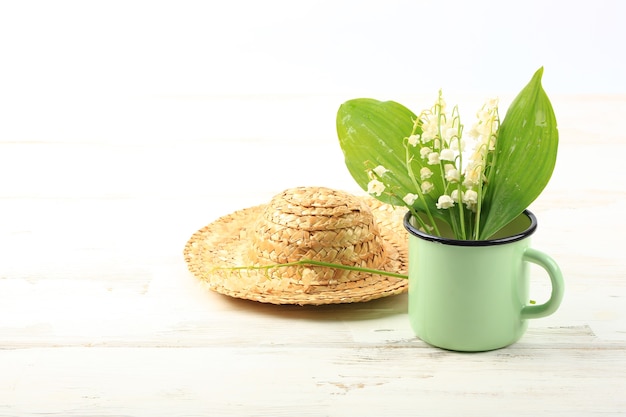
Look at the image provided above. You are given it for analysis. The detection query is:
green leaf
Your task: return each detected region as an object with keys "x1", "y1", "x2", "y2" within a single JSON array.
[
  {"x1": 336, "y1": 98, "x2": 441, "y2": 214},
  {"x1": 479, "y1": 67, "x2": 558, "y2": 239}
]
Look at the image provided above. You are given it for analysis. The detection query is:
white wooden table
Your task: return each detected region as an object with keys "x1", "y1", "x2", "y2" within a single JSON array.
[{"x1": 1, "y1": 94, "x2": 625, "y2": 416}]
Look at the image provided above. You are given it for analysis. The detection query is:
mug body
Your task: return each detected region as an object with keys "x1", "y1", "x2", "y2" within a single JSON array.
[{"x1": 405, "y1": 210, "x2": 536, "y2": 352}]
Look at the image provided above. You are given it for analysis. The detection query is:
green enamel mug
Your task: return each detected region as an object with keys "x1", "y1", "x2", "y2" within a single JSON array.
[{"x1": 403, "y1": 210, "x2": 564, "y2": 352}]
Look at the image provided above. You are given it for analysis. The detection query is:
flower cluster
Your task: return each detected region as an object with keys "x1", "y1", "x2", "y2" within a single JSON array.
[
  {"x1": 338, "y1": 67, "x2": 557, "y2": 240},
  {"x1": 365, "y1": 92, "x2": 500, "y2": 239}
]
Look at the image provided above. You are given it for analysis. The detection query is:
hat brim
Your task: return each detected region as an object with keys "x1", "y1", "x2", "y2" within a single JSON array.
[{"x1": 183, "y1": 196, "x2": 409, "y2": 305}]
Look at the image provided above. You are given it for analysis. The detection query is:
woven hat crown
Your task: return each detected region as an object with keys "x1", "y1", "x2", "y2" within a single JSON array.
[{"x1": 246, "y1": 187, "x2": 387, "y2": 284}]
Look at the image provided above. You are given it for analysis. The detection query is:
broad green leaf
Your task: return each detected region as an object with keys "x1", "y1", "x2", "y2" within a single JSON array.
[
  {"x1": 479, "y1": 67, "x2": 558, "y2": 239},
  {"x1": 336, "y1": 99, "x2": 442, "y2": 214}
]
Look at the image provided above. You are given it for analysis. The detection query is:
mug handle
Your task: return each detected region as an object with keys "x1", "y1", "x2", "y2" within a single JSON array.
[{"x1": 521, "y1": 248, "x2": 565, "y2": 320}]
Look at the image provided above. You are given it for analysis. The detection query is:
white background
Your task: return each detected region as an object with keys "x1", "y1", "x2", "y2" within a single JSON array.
[
  {"x1": 1, "y1": 0, "x2": 624, "y2": 99},
  {"x1": 1, "y1": 0, "x2": 624, "y2": 149}
]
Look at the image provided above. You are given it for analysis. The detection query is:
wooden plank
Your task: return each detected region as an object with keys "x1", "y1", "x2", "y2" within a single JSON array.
[{"x1": 1, "y1": 334, "x2": 624, "y2": 417}]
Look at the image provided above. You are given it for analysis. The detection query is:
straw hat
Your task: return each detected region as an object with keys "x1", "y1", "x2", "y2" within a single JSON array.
[{"x1": 183, "y1": 186, "x2": 408, "y2": 305}]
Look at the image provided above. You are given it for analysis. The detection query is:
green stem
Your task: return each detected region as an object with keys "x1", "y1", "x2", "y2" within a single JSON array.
[
  {"x1": 474, "y1": 179, "x2": 484, "y2": 240},
  {"x1": 475, "y1": 111, "x2": 500, "y2": 240},
  {"x1": 407, "y1": 205, "x2": 430, "y2": 233},
  {"x1": 404, "y1": 137, "x2": 441, "y2": 236},
  {"x1": 456, "y1": 183, "x2": 466, "y2": 240},
  {"x1": 455, "y1": 123, "x2": 466, "y2": 240},
  {"x1": 214, "y1": 259, "x2": 409, "y2": 280}
]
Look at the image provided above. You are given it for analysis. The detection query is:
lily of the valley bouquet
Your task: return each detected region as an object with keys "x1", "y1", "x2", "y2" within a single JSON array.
[{"x1": 337, "y1": 67, "x2": 558, "y2": 240}]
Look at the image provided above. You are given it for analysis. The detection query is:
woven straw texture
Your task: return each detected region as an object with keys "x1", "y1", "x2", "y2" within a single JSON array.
[{"x1": 183, "y1": 187, "x2": 409, "y2": 305}]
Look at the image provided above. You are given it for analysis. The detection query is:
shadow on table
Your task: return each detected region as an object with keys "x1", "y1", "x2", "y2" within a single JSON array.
[{"x1": 214, "y1": 291, "x2": 409, "y2": 322}]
